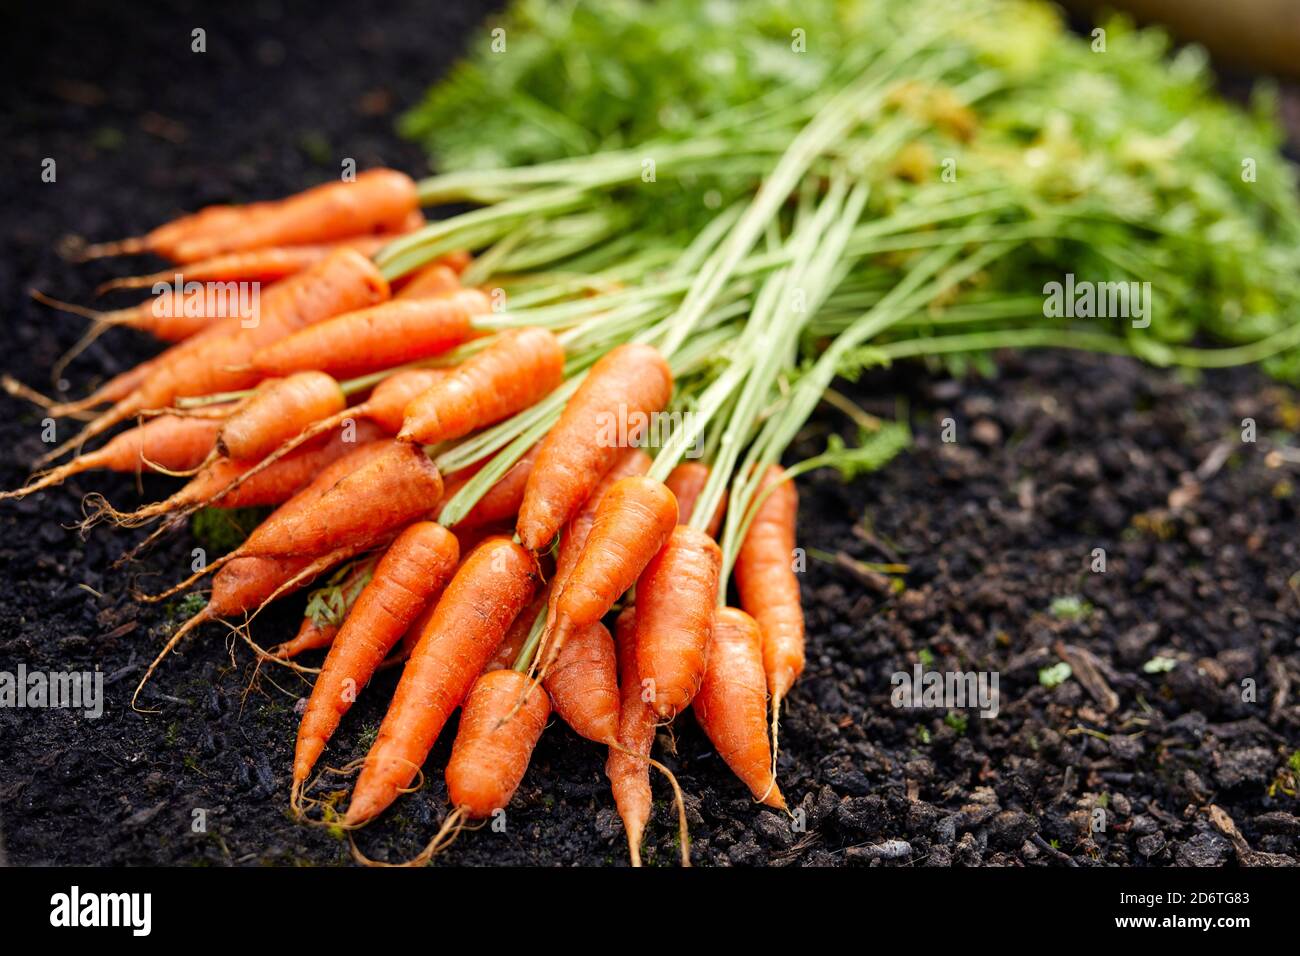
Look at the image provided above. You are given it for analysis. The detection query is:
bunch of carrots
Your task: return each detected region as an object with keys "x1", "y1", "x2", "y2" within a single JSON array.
[
  {"x1": 12, "y1": 0, "x2": 1300, "y2": 866},
  {"x1": 6, "y1": 167, "x2": 812, "y2": 866}
]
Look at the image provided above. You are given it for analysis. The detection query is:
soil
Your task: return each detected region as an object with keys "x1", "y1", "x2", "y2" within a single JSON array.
[{"x1": 0, "y1": 1, "x2": 1297, "y2": 868}]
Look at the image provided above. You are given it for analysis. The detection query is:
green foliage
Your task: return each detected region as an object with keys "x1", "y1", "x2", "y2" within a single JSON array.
[{"x1": 404, "y1": 0, "x2": 1300, "y2": 382}]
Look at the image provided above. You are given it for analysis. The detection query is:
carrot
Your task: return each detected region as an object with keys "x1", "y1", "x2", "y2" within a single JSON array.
[
  {"x1": 445, "y1": 668, "x2": 550, "y2": 820},
  {"x1": 541, "y1": 476, "x2": 677, "y2": 674},
  {"x1": 275, "y1": 617, "x2": 339, "y2": 661},
  {"x1": 272, "y1": 554, "x2": 380, "y2": 659},
  {"x1": 110, "y1": 421, "x2": 384, "y2": 525},
  {"x1": 692, "y1": 607, "x2": 785, "y2": 810},
  {"x1": 293, "y1": 522, "x2": 460, "y2": 786},
  {"x1": 665, "y1": 462, "x2": 726, "y2": 537},
  {"x1": 483, "y1": 588, "x2": 549, "y2": 674},
  {"x1": 345, "y1": 537, "x2": 537, "y2": 825},
  {"x1": 133, "y1": 547, "x2": 355, "y2": 711},
  {"x1": 249, "y1": 289, "x2": 485, "y2": 379},
  {"x1": 167, "y1": 169, "x2": 420, "y2": 262},
  {"x1": 635, "y1": 525, "x2": 722, "y2": 720},
  {"x1": 216, "y1": 371, "x2": 346, "y2": 461},
  {"x1": 95, "y1": 234, "x2": 402, "y2": 295},
  {"x1": 240, "y1": 440, "x2": 443, "y2": 559},
  {"x1": 397, "y1": 327, "x2": 565, "y2": 445},
  {"x1": 517, "y1": 343, "x2": 673, "y2": 552},
  {"x1": 606, "y1": 608, "x2": 655, "y2": 866},
  {"x1": 31, "y1": 289, "x2": 230, "y2": 344},
  {"x1": 361, "y1": 369, "x2": 448, "y2": 434},
  {"x1": 1, "y1": 413, "x2": 223, "y2": 499},
  {"x1": 550, "y1": 448, "x2": 652, "y2": 595},
  {"x1": 38, "y1": 248, "x2": 388, "y2": 465},
  {"x1": 79, "y1": 201, "x2": 277, "y2": 261},
  {"x1": 544, "y1": 620, "x2": 619, "y2": 744},
  {"x1": 440, "y1": 442, "x2": 541, "y2": 530},
  {"x1": 733, "y1": 465, "x2": 804, "y2": 706},
  {"x1": 394, "y1": 262, "x2": 460, "y2": 300}
]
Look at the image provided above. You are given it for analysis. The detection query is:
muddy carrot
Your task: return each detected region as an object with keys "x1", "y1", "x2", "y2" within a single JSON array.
[
  {"x1": 692, "y1": 607, "x2": 785, "y2": 809},
  {"x1": 249, "y1": 289, "x2": 485, "y2": 379},
  {"x1": 398, "y1": 327, "x2": 565, "y2": 445},
  {"x1": 293, "y1": 522, "x2": 460, "y2": 785},
  {"x1": 345, "y1": 537, "x2": 537, "y2": 825},
  {"x1": 635, "y1": 525, "x2": 722, "y2": 720},
  {"x1": 517, "y1": 343, "x2": 673, "y2": 552}
]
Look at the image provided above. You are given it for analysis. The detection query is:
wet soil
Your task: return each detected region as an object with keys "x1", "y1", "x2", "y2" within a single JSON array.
[{"x1": 0, "y1": 1, "x2": 1297, "y2": 867}]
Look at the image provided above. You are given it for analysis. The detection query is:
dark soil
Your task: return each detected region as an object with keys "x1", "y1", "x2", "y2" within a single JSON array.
[{"x1": 1, "y1": 2, "x2": 1297, "y2": 867}]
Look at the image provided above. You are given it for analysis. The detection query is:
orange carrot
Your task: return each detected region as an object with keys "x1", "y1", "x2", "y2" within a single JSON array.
[
  {"x1": 39, "y1": 248, "x2": 388, "y2": 464},
  {"x1": 440, "y1": 442, "x2": 541, "y2": 530},
  {"x1": 216, "y1": 371, "x2": 346, "y2": 461},
  {"x1": 733, "y1": 465, "x2": 804, "y2": 705},
  {"x1": 167, "y1": 169, "x2": 420, "y2": 261},
  {"x1": 80, "y1": 201, "x2": 277, "y2": 261},
  {"x1": 345, "y1": 537, "x2": 537, "y2": 825},
  {"x1": 445, "y1": 668, "x2": 550, "y2": 819},
  {"x1": 665, "y1": 462, "x2": 726, "y2": 538},
  {"x1": 275, "y1": 617, "x2": 339, "y2": 660},
  {"x1": 31, "y1": 289, "x2": 234, "y2": 344},
  {"x1": 544, "y1": 620, "x2": 619, "y2": 744},
  {"x1": 115, "y1": 421, "x2": 384, "y2": 523},
  {"x1": 542, "y1": 476, "x2": 677, "y2": 673},
  {"x1": 606, "y1": 608, "x2": 655, "y2": 866},
  {"x1": 273, "y1": 554, "x2": 381, "y2": 659},
  {"x1": 517, "y1": 343, "x2": 673, "y2": 552},
  {"x1": 398, "y1": 327, "x2": 565, "y2": 445},
  {"x1": 361, "y1": 369, "x2": 448, "y2": 434},
  {"x1": 482, "y1": 588, "x2": 549, "y2": 674},
  {"x1": 635, "y1": 525, "x2": 722, "y2": 720},
  {"x1": 240, "y1": 440, "x2": 443, "y2": 559},
  {"x1": 551, "y1": 448, "x2": 652, "y2": 596},
  {"x1": 693, "y1": 607, "x2": 785, "y2": 809},
  {"x1": 394, "y1": 262, "x2": 460, "y2": 300},
  {"x1": 95, "y1": 234, "x2": 401, "y2": 295},
  {"x1": 1, "y1": 413, "x2": 223, "y2": 499},
  {"x1": 293, "y1": 522, "x2": 460, "y2": 785},
  {"x1": 249, "y1": 289, "x2": 485, "y2": 379}
]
